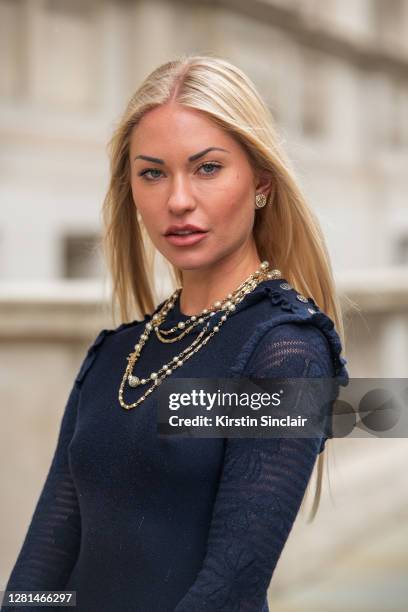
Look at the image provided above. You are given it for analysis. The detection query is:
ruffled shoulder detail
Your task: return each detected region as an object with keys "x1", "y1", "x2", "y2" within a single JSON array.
[
  {"x1": 74, "y1": 314, "x2": 153, "y2": 387},
  {"x1": 228, "y1": 280, "x2": 349, "y2": 387},
  {"x1": 305, "y1": 309, "x2": 349, "y2": 384}
]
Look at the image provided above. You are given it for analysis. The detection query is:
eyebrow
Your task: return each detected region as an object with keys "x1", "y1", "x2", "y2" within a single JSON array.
[{"x1": 134, "y1": 147, "x2": 230, "y2": 164}]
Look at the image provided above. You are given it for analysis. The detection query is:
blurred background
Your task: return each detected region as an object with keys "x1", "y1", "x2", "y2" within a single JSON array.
[{"x1": 0, "y1": 0, "x2": 407, "y2": 610}]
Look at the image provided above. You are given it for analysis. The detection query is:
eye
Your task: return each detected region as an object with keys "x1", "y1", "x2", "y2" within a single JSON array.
[
  {"x1": 138, "y1": 168, "x2": 163, "y2": 181},
  {"x1": 197, "y1": 162, "x2": 222, "y2": 176},
  {"x1": 138, "y1": 162, "x2": 222, "y2": 181}
]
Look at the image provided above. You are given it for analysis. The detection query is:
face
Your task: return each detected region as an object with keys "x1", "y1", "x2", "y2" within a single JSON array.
[{"x1": 129, "y1": 102, "x2": 270, "y2": 272}]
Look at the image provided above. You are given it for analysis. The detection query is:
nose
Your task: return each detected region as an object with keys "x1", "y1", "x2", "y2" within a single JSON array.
[{"x1": 167, "y1": 174, "x2": 196, "y2": 215}]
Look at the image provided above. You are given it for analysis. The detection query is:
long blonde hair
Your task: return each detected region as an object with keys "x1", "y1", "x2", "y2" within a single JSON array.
[{"x1": 102, "y1": 53, "x2": 349, "y2": 521}]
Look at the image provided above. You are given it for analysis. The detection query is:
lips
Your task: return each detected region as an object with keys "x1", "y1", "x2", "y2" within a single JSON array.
[
  {"x1": 167, "y1": 230, "x2": 206, "y2": 236},
  {"x1": 164, "y1": 224, "x2": 208, "y2": 236},
  {"x1": 165, "y1": 231, "x2": 209, "y2": 247}
]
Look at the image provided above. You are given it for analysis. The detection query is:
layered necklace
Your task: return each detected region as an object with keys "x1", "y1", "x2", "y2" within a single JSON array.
[{"x1": 118, "y1": 260, "x2": 281, "y2": 410}]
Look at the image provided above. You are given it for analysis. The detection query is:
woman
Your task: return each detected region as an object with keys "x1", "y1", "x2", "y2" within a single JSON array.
[{"x1": 3, "y1": 55, "x2": 349, "y2": 612}]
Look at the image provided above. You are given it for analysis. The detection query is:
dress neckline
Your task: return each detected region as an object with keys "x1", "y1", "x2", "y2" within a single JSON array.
[{"x1": 161, "y1": 277, "x2": 281, "y2": 324}]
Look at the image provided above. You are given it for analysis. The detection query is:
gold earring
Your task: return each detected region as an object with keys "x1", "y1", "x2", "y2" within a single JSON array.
[{"x1": 255, "y1": 193, "x2": 267, "y2": 208}]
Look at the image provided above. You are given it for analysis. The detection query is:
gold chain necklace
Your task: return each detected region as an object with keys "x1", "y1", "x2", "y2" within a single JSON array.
[{"x1": 118, "y1": 261, "x2": 281, "y2": 410}]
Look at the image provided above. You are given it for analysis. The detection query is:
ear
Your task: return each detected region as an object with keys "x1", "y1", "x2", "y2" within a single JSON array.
[{"x1": 254, "y1": 169, "x2": 274, "y2": 199}]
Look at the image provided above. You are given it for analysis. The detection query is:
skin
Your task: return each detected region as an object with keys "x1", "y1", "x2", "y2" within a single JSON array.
[{"x1": 129, "y1": 102, "x2": 273, "y2": 315}]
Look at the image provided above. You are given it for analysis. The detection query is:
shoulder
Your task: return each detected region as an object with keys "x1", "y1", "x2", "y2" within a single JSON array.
[
  {"x1": 230, "y1": 279, "x2": 349, "y2": 384},
  {"x1": 245, "y1": 322, "x2": 335, "y2": 378},
  {"x1": 74, "y1": 314, "x2": 152, "y2": 387}
]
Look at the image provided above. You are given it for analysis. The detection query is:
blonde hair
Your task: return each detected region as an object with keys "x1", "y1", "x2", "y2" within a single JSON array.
[{"x1": 102, "y1": 53, "x2": 350, "y2": 521}]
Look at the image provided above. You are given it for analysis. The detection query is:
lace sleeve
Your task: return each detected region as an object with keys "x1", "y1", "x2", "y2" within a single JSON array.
[
  {"x1": 1, "y1": 330, "x2": 110, "y2": 612},
  {"x1": 174, "y1": 323, "x2": 335, "y2": 612}
]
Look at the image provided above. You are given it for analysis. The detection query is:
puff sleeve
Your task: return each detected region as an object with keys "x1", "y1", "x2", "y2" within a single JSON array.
[
  {"x1": 1, "y1": 330, "x2": 109, "y2": 611},
  {"x1": 174, "y1": 322, "x2": 339, "y2": 612}
]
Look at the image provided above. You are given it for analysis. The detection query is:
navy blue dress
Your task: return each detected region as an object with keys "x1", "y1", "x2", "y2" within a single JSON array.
[{"x1": 2, "y1": 277, "x2": 349, "y2": 612}]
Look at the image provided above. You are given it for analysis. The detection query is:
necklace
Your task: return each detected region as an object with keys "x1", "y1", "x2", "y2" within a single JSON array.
[{"x1": 118, "y1": 260, "x2": 281, "y2": 410}]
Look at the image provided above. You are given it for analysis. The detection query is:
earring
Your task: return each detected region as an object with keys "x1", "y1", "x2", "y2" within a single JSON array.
[{"x1": 255, "y1": 193, "x2": 267, "y2": 208}]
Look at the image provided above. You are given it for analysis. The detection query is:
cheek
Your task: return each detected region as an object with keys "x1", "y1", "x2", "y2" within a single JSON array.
[
  {"x1": 131, "y1": 182, "x2": 153, "y2": 220},
  {"x1": 214, "y1": 178, "x2": 254, "y2": 225},
  {"x1": 212, "y1": 203, "x2": 254, "y2": 244}
]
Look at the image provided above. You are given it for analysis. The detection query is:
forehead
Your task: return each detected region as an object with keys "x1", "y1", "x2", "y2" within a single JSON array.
[{"x1": 129, "y1": 103, "x2": 237, "y2": 151}]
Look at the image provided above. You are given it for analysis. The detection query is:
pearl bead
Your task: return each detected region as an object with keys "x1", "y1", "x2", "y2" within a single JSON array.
[
  {"x1": 128, "y1": 375, "x2": 139, "y2": 387},
  {"x1": 214, "y1": 300, "x2": 222, "y2": 309},
  {"x1": 228, "y1": 304, "x2": 236, "y2": 311},
  {"x1": 141, "y1": 379, "x2": 146, "y2": 384},
  {"x1": 260, "y1": 260, "x2": 269, "y2": 270},
  {"x1": 214, "y1": 326, "x2": 219, "y2": 332},
  {"x1": 146, "y1": 322, "x2": 152, "y2": 330},
  {"x1": 198, "y1": 317, "x2": 204, "y2": 323},
  {"x1": 151, "y1": 372, "x2": 158, "y2": 379},
  {"x1": 191, "y1": 315, "x2": 196, "y2": 321},
  {"x1": 178, "y1": 322, "x2": 185, "y2": 329}
]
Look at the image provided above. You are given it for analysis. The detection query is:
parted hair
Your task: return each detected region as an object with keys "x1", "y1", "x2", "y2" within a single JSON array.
[{"x1": 101, "y1": 53, "x2": 350, "y2": 521}]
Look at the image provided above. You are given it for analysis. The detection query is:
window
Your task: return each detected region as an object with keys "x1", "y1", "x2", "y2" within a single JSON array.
[{"x1": 62, "y1": 233, "x2": 103, "y2": 279}]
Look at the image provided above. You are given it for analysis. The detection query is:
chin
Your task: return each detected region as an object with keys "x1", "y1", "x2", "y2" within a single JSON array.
[
  {"x1": 168, "y1": 253, "x2": 216, "y2": 272},
  {"x1": 172, "y1": 260, "x2": 207, "y2": 272}
]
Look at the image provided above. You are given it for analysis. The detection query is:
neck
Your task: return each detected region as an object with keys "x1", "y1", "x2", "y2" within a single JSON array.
[{"x1": 178, "y1": 244, "x2": 263, "y2": 316}]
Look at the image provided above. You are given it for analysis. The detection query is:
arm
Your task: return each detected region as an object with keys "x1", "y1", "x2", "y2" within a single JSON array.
[{"x1": 174, "y1": 323, "x2": 336, "y2": 612}]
